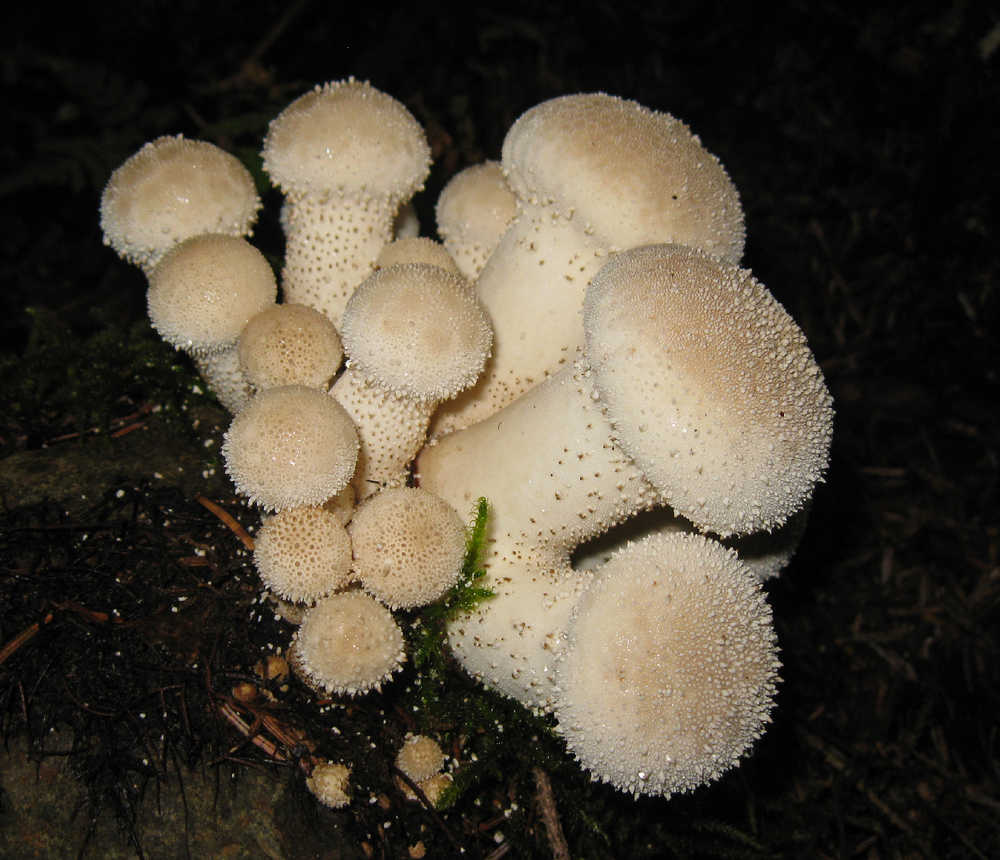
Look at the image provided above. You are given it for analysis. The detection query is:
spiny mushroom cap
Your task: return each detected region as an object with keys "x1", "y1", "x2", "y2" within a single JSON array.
[
  {"x1": 349, "y1": 488, "x2": 467, "y2": 610},
  {"x1": 253, "y1": 506, "x2": 353, "y2": 603},
  {"x1": 262, "y1": 79, "x2": 431, "y2": 202},
  {"x1": 341, "y1": 263, "x2": 493, "y2": 402},
  {"x1": 435, "y1": 161, "x2": 517, "y2": 280},
  {"x1": 306, "y1": 761, "x2": 351, "y2": 809},
  {"x1": 584, "y1": 244, "x2": 833, "y2": 537},
  {"x1": 502, "y1": 94, "x2": 745, "y2": 264},
  {"x1": 238, "y1": 303, "x2": 343, "y2": 391},
  {"x1": 375, "y1": 237, "x2": 462, "y2": 277},
  {"x1": 395, "y1": 735, "x2": 447, "y2": 784},
  {"x1": 292, "y1": 590, "x2": 405, "y2": 696},
  {"x1": 222, "y1": 385, "x2": 359, "y2": 511},
  {"x1": 555, "y1": 532, "x2": 780, "y2": 798},
  {"x1": 101, "y1": 135, "x2": 260, "y2": 270},
  {"x1": 147, "y1": 234, "x2": 277, "y2": 355}
]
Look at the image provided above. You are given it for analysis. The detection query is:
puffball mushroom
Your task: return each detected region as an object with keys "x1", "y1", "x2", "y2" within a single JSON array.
[
  {"x1": 101, "y1": 135, "x2": 261, "y2": 273},
  {"x1": 349, "y1": 488, "x2": 467, "y2": 610},
  {"x1": 261, "y1": 79, "x2": 432, "y2": 326},
  {"x1": 555, "y1": 532, "x2": 780, "y2": 798},
  {"x1": 331, "y1": 263, "x2": 492, "y2": 498},
  {"x1": 146, "y1": 234, "x2": 278, "y2": 413},
  {"x1": 417, "y1": 243, "x2": 831, "y2": 706},
  {"x1": 222, "y1": 385, "x2": 359, "y2": 512},
  {"x1": 584, "y1": 243, "x2": 833, "y2": 537},
  {"x1": 374, "y1": 237, "x2": 462, "y2": 277},
  {"x1": 433, "y1": 93, "x2": 746, "y2": 434},
  {"x1": 238, "y1": 303, "x2": 343, "y2": 393},
  {"x1": 435, "y1": 161, "x2": 517, "y2": 282},
  {"x1": 306, "y1": 761, "x2": 352, "y2": 809},
  {"x1": 291, "y1": 590, "x2": 406, "y2": 696},
  {"x1": 395, "y1": 734, "x2": 447, "y2": 784},
  {"x1": 253, "y1": 506, "x2": 353, "y2": 603}
]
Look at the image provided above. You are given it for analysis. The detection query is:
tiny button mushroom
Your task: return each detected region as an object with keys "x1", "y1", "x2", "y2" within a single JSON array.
[
  {"x1": 146, "y1": 234, "x2": 277, "y2": 412},
  {"x1": 332, "y1": 263, "x2": 492, "y2": 498},
  {"x1": 253, "y1": 506, "x2": 353, "y2": 603},
  {"x1": 349, "y1": 488, "x2": 467, "y2": 610},
  {"x1": 435, "y1": 161, "x2": 517, "y2": 282},
  {"x1": 306, "y1": 761, "x2": 352, "y2": 809},
  {"x1": 262, "y1": 79, "x2": 432, "y2": 326},
  {"x1": 238, "y1": 303, "x2": 343, "y2": 393},
  {"x1": 554, "y1": 531, "x2": 780, "y2": 798},
  {"x1": 290, "y1": 590, "x2": 406, "y2": 696},
  {"x1": 374, "y1": 237, "x2": 462, "y2": 277},
  {"x1": 395, "y1": 734, "x2": 447, "y2": 784},
  {"x1": 222, "y1": 385, "x2": 359, "y2": 512},
  {"x1": 101, "y1": 135, "x2": 261, "y2": 273}
]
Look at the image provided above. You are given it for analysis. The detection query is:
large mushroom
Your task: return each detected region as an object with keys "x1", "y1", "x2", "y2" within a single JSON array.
[
  {"x1": 262, "y1": 79, "x2": 431, "y2": 326},
  {"x1": 432, "y1": 93, "x2": 746, "y2": 434},
  {"x1": 417, "y1": 243, "x2": 832, "y2": 707}
]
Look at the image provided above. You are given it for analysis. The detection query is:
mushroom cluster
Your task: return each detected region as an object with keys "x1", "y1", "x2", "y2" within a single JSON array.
[{"x1": 100, "y1": 81, "x2": 833, "y2": 801}]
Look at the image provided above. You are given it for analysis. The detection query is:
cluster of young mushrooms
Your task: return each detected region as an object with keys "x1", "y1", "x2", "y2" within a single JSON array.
[{"x1": 100, "y1": 79, "x2": 833, "y2": 804}]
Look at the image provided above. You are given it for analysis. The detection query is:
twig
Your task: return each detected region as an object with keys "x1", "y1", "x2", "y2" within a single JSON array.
[
  {"x1": 0, "y1": 613, "x2": 52, "y2": 668},
  {"x1": 533, "y1": 766, "x2": 570, "y2": 860},
  {"x1": 195, "y1": 494, "x2": 255, "y2": 551}
]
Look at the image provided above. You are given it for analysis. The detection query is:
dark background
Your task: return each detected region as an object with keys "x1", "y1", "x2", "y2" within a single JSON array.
[{"x1": 1, "y1": 1, "x2": 998, "y2": 858}]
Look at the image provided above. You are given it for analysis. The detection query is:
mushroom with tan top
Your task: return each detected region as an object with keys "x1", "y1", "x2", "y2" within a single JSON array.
[
  {"x1": 432, "y1": 93, "x2": 746, "y2": 435},
  {"x1": 222, "y1": 384, "x2": 359, "y2": 512},
  {"x1": 262, "y1": 79, "x2": 431, "y2": 326},
  {"x1": 101, "y1": 135, "x2": 261, "y2": 273},
  {"x1": 417, "y1": 243, "x2": 832, "y2": 707},
  {"x1": 331, "y1": 263, "x2": 492, "y2": 499},
  {"x1": 146, "y1": 233, "x2": 277, "y2": 412},
  {"x1": 253, "y1": 506, "x2": 353, "y2": 603},
  {"x1": 555, "y1": 531, "x2": 780, "y2": 797},
  {"x1": 306, "y1": 761, "x2": 352, "y2": 809},
  {"x1": 374, "y1": 237, "x2": 462, "y2": 277},
  {"x1": 435, "y1": 161, "x2": 517, "y2": 283},
  {"x1": 349, "y1": 487, "x2": 467, "y2": 610},
  {"x1": 238, "y1": 303, "x2": 343, "y2": 394},
  {"x1": 290, "y1": 590, "x2": 406, "y2": 696}
]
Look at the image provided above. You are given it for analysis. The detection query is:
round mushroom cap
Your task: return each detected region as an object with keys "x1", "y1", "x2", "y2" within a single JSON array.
[
  {"x1": 262, "y1": 79, "x2": 430, "y2": 202},
  {"x1": 101, "y1": 135, "x2": 260, "y2": 270},
  {"x1": 148, "y1": 235, "x2": 277, "y2": 355},
  {"x1": 341, "y1": 263, "x2": 493, "y2": 402},
  {"x1": 222, "y1": 385, "x2": 359, "y2": 511},
  {"x1": 395, "y1": 735, "x2": 447, "y2": 784},
  {"x1": 502, "y1": 94, "x2": 745, "y2": 264},
  {"x1": 555, "y1": 532, "x2": 780, "y2": 798},
  {"x1": 239, "y1": 303, "x2": 343, "y2": 391},
  {"x1": 435, "y1": 161, "x2": 517, "y2": 280},
  {"x1": 292, "y1": 590, "x2": 406, "y2": 696},
  {"x1": 375, "y1": 237, "x2": 461, "y2": 277},
  {"x1": 584, "y1": 244, "x2": 833, "y2": 537},
  {"x1": 253, "y1": 506, "x2": 353, "y2": 603},
  {"x1": 350, "y1": 488, "x2": 467, "y2": 610},
  {"x1": 306, "y1": 761, "x2": 351, "y2": 809}
]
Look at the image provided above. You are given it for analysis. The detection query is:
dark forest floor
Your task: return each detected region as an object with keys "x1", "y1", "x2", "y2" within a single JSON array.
[{"x1": 1, "y1": 2, "x2": 997, "y2": 858}]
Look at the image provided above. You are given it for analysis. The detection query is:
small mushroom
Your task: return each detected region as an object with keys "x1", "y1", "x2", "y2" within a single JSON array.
[
  {"x1": 262, "y1": 79, "x2": 431, "y2": 326},
  {"x1": 222, "y1": 385, "x2": 359, "y2": 511},
  {"x1": 306, "y1": 761, "x2": 352, "y2": 809},
  {"x1": 101, "y1": 135, "x2": 261, "y2": 273}
]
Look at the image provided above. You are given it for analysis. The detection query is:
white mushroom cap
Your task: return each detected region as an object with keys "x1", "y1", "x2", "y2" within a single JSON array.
[
  {"x1": 147, "y1": 234, "x2": 277, "y2": 355},
  {"x1": 349, "y1": 488, "x2": 467, "y2": 610},
  {"x1": 503, "y1": 93, "x2": 745, "y2": 263},
  {"x1": 222, "y1": 385, "x2": 359, "y2": 511},
  {"x1": 584, "y1": 244, "x2": 833, "y2": 537},
  {"x1": 306, "y1": 761, "x2": 352, "y2": 809},
  {"x1": 555, "y1": 532, "x2": 780, "y2": 798},
  {"x1": 238, "y1": 303, "x2": 343, "y2": 392},
  {"x1": 435, "y1": 161, "x2": 517, "y2": 281},
  {"x1": 395, "y1": 734, "x2": 447, "y2": 783},
  {"x1": 262, "y1": 79, "x2": 430, "y2": 203},
  {"x1": 291, "y1": 590, "x2": 406, "y2": 696},
  {"x1": 375, "y1": 237, "x2": 461, "y2": 277},
  {"x1": 341, "y1": 263, "x2": 492, "y2": 402},
  {"x1": 101, "y1": 135, "x2": 260, "y2": 272},
  {"x1": 253, "y1": 506, "x2": 353, "y2": 603}
]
